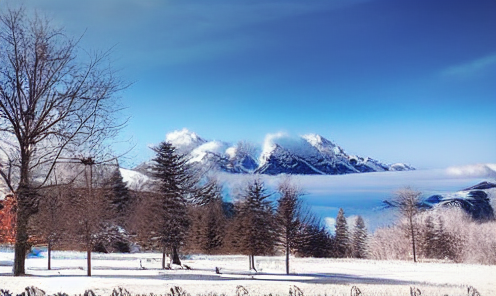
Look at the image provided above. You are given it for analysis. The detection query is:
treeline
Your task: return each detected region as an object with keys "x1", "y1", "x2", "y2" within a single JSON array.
[
  {"x1": 2, "y1": 142, "x2": 371, "y2": 276},
  {"x1": 2, "y1": 141, "x2": 495, "y2": 276}
]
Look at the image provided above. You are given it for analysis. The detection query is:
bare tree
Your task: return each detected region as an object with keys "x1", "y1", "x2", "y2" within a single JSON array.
[
  {"x1": 275, "y1": 178, "x2": 309, "y2": 275},
  {"x1": 64, "y1": 160, "x2": 117, "y2": 276},
  {"x1": 0, "y1": 7, "x2": 126, "y2": 275},
  {"x1": 393, "y1": 187, "x2": 422, "y2": 262},
  {"x1": 28, "y1": 182, "x2": 70, "y2": 270}
]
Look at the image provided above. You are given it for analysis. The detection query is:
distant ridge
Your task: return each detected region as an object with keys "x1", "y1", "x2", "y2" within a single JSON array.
[{"x1": 151, "y1": 129, "x2": 414, "y2": 175}]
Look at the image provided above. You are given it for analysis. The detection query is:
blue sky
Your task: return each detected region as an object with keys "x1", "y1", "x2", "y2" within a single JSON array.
[{"x1": 10, "y1": 0, "x2": 496, "y2": 169}]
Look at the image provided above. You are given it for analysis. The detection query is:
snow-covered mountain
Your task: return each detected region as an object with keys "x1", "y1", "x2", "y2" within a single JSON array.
[
  {"x1": 142, "y1": 129, "x2": 413, "y2": 176},
  {"x1": 421, "y1": 181, "x2": 496, "y2": 221}
]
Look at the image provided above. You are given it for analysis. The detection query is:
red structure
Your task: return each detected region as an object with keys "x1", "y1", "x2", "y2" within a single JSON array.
[{"x1": 0, "y1": 194, "x2": 16, "y2": 244}]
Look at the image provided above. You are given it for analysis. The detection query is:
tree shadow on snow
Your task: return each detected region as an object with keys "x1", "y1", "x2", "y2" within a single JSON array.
[{"x1": 16, "y1": 269, "x2": 440, "y2": 287}]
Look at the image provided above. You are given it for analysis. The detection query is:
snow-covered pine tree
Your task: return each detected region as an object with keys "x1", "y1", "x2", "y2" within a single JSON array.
[
  {"x1": 435, "y1": 216, "x2": 458, "y2": 260},
  {"x1": 150, "y1": 141, "x2": 193, "y2": 267},
  {"x1": 232, "y1": 178, "x2": 275, "y2": 270},
  {"x1": 420, "y1": 215, "x2": 436, "y2": 259},
  {"x1": 351, "y1": 215, "x2": 368, "y2": 258},
  {"x1": 334, "y1": 208, "x2": 350, "y2": 258}
]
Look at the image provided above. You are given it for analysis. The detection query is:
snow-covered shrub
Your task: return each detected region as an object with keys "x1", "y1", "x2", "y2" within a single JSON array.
[
  {"x1": 369, "y1": 224, "x2": 411, "y2": 260},
  {"x1": 370, "y1": 207, "x2": 496, "y2": 264}
]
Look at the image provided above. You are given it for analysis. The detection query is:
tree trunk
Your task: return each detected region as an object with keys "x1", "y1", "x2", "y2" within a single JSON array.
[
  {"x1": 87, "y1": 245, "x2": 92, "y2": 276},
  {"x1": 48, "y1": 240, "x2": 52, "y2": 270},
  {"x1": 14, "y1": 184, "x2": 31, "y2": 276},
  {"x1": 171, "y1": 245, "x2": 181, "y2": 265},
  {"x1": 14, "y1": 155, "x2": 32, "y2": 276},
  {"x1": 410, "y1": 215, "x2": 417, "y2": 263},
  {"x1": 13, "y1": 213, "x2": 28, "y2": 276},
  {"x1": 162, "y1": 245, "x2": 166, "y2": 269},
  {"x1": 251, "y1": 255, "x2": 256, "y2": 272},
  {"x1": 285, "y1": 243, "x2": 290, "y2": 275}
]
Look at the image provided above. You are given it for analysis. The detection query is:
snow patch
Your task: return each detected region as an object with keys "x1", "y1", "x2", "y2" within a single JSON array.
[{"x1": 119, "y1": 168, "x2": 150, "y2": 191}]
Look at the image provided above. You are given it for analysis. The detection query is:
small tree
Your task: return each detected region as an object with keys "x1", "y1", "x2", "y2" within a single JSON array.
[
  {"x1": 334, "y1": 208, "x2": 350, "y2": 257},
  {"x1": 393, "y1": 187, "x2": 422, "y2": 262},
  {"x1": 28, "y1": 184, "x2": 69, "y2": 270},
  {"x1": 65, "y1": 161, "x2": 115, "y2": 276},
  {"x1": 351, "y1": 216, "x2": 367, "y2": 258}
]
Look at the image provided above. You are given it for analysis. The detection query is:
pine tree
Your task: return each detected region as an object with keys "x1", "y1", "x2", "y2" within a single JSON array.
[
  {"x1": 190, "y1": 179, "x2": 226, "y2": 254},
  {"x1": 351, "y1": 216, "x2": 368, "y2": 258},
  {"x1": 420, "y1": 215, "x2": 436, "y2": 259},
  {"x1": 101, "y1": 168, "x2": 133, "y2": 253},
  {"x1": 108, "y1": 168, "x2": 132, "y2": 225},
  {"x1": 334, "y1": 208, "x2": 350, "y2": 258},
  {"x1": 296, "y1": 222, "x2": 332, "y2": 258},
  {"x1": 150, "y1": 142, "x2": 193, "y2": 267},
  {"x1": 232, "y1": 178, "x2": 275, "y2": 270},
  {"x1": 435, "y1": 216, "x2": 457, "y2": 260}
]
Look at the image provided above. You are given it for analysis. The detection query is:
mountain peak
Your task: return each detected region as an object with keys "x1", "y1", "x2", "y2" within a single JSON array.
[
  {"x1": 165, "y1": 128, "x2": 206, "y2": 153},
  {"x1": 302, "y1": 133, "x2": 345, "y2": 156},
  {"x1": 157, "y1": 129, "x2": 414, "y2": 175}
]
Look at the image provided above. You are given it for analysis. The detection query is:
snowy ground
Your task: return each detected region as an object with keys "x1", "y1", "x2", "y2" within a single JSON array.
[{"x1": 1, "y1": 250, "x2": 495, "y2": 295}]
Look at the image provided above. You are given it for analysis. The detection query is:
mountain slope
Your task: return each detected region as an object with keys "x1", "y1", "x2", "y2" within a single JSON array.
[{"x1": 139, "y1": 129, "x2": 414, "y2": 176}]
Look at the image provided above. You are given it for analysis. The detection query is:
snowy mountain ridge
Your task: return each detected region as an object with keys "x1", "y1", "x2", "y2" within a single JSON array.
[{"x1": 153, "y1": 129, "x2": 414, "y2": 175}]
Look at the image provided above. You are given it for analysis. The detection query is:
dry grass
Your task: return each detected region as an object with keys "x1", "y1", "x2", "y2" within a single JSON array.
[{"x1": 0, "y1": 285, "x2": 484, "y2": 296}]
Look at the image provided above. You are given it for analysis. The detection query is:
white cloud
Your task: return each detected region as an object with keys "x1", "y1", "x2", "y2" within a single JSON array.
[
  {"x1": 324, "y1": 217, "x2": 336, "y2": 233},
  {"x1": 442, "y1": 53, "x2": 496, "y2": 78},
  {"x1": 259, "y1": 131, "x2": 288, "y2": 164},
  {"x1": 446, "y1": 163, "x2": 496, "y2": 179},
  {"x1": 217, "y1": 163, "x2": 496, "y2": 230}
]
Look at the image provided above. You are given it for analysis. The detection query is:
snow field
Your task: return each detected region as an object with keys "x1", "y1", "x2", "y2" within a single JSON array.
[{"x1": 0, "y1": 251, "x2": 495, "y2": 295}]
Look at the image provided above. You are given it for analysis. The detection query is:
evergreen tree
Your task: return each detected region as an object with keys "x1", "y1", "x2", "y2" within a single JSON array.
[
  {"x1": 190, "y1": 179, "x2": 226, "y2": 254},
  {"x1": 296, "y1": 222, "x2": 332, "y2": 258},
  {"x1": 434, "y1": 216, "x2": 457, "y2": 260},
  {"x1": 420, "y1": 215, "x2": 436, "y2": 259},
  {"x1": 108, "y1": 168, "x2": 132, "y2": 225},
  {"x1": 232, "y1": 178, "x2": 275, "y2": 270},
  {"x1": 150, "y1": 142, "x2": 193, "y2": 267},
  {"x1": 334, "y1": 208, "x2": 350, "y2": 258},
  {"x1": 351, "y1": 216, "x2": 368, "y2": 258}
]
